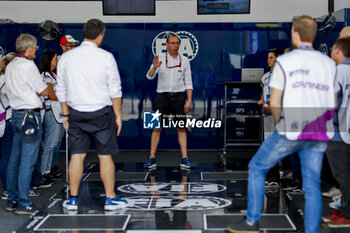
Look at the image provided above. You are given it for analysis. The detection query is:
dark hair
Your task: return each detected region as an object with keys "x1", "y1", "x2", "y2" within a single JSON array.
[
  {"x1": 268, "y1": 48, "x2": 284, "y2": 57},
  {"x1": 40, "y1": 50, "x2": 57, "y2": 74},
  {"x1": 293, "y1": 15, "x2": 317, "y2": 43},
  {"x1": 83, "y1": 19, "x2": 105, "y2": 40},
  {"x1": 334, "y1": 38, "x2": 350, "y2": 57}
]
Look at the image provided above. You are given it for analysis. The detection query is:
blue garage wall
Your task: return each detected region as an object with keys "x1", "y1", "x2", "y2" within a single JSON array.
[{"x1": 0, "y1": 21, "x2": 344, "y2": 150}]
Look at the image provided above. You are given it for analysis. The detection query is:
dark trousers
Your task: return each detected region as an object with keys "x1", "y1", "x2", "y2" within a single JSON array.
[{"x1": 326, "y1": 140, "x2": 350, "y2": 218}]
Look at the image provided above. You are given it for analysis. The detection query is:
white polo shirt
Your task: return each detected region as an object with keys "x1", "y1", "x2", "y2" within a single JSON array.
[
  {"x1": 5, "y1": 57, "x2": 47, "y2": 110},
  {"x1": 146, "y1": 52, "x2": 193, "y2": 93},
  {"x1": 56, "y1": 41, "x2": 122, "y2": 112}
]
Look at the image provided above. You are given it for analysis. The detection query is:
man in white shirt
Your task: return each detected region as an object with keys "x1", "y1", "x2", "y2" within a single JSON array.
[
  {"x1": 144, "y1": 35, "x2": 195, "y2": 170},
  {"x1": 228, "y1": 15, "x2": 336, "y2": 233},
  {"x1": 321, "y1": 37, "x2": 350, "y2": 228},
  {"x1": 56, "y1": 19, "x2": 126, "y2": 211},
  {"x1": 5, "y1": 34, "x2": 49, "y2": 215}
]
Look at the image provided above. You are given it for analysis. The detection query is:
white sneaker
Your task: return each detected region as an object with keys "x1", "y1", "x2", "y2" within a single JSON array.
[
  {"x1": 332, "y1": 194, "x2": 342, "y2": 202},
  {"x1": 329, "y1": 199, "x2": 341, "y2": 210},
  {"x1": 63, "y1": 197, "x2": 78, "y2": 210},
  {"x1": 104, "y1": 196, "x2": 127, "y2": 210},
  {"x1": 323, "y1": 187, "x2": 341, "y2": 198}
]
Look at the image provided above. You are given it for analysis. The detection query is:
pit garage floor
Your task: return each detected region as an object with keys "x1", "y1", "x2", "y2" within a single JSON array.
[{"x1": 0, "y1": 151, "x2": 347, "y2": 233}]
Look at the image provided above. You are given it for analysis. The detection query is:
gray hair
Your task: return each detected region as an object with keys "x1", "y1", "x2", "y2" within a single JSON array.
[{"x1": 16, "y1": 34, "x2": 37, "y2": 54}]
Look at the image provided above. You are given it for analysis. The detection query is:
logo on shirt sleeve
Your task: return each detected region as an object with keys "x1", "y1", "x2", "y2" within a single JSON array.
[{"x1": 143, "y1": 110, "x2": 162, "y2": 129}]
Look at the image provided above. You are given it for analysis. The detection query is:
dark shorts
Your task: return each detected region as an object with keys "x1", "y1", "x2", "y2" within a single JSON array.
[
  {"x1": 68, "y1": 106, "x2": 118, "y2": 155},
  {"x1": 156, "y1": 92, "x2": 186, "y2": 128}
]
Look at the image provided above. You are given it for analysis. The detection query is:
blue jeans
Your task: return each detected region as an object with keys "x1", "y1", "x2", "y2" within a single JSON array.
[
  {"x1": 247, "y1": 131, "x2": 327, "y2": 233},
  {"x1": 52, "y1": 125, "x2": 65, "y2": 166},
  {"x1": 41, "y1": 111, "x2": 64, "y2": 173},
  {"x1": 0, "y1": 121, "x2": 13, "y2": 191},
  {"x1": 6, "y1": 110, "x2": 42, "y2": 207}
]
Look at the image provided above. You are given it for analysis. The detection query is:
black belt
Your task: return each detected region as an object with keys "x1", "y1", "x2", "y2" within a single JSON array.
[
  {"x1": 160, "y1": 92, "x2": 184, "y2": 96},
  {"x1": 14, "y1": 108, "x2": 40, "y2": 112}
]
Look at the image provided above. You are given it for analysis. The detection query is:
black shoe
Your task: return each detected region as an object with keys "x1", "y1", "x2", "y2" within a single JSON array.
[
  {"x1": 47, "y1": 171, "x2": 62, "y2": 180},
  {"x1": 51, "y1": 165, "x2": 64, "y2": 176},
  {"x1": 5, "y1": 200, "x2": 18, "y2": 212},
  {"x1": 227, "y1": 217, "x2": 259, "y2": 233},
  {"x1": 282, "y1": 179, "x2": 300, "y2": 191},
  {"x1": 32, "y1": 177, "x2": 54, "y2": 189}
]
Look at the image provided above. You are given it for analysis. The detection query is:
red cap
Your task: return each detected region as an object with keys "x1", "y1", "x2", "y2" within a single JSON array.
[{"x1": 60, "y1": 35, "x2": 79, "y2": 46}]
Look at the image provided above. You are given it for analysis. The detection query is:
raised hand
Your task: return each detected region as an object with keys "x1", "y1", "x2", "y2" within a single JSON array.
[{"x1": 152, "y1": 55, "x2": 162, "y2": 68}]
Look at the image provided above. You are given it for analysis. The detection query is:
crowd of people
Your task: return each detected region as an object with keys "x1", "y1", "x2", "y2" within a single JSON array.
[
  {"x1": 0, "y1": 32, "x2": 79, "y2": 214},
  {"x1": 0, "y1": 15, "x2": 349, "y2": 233},
  {"x1": 227, "y1": 16, "x2": 350, "y2": 233}
]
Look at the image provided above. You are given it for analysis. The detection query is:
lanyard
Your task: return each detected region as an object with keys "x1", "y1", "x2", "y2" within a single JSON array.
[
  {"x1": 16, "y1": 54, "x2": 31, "y2": 60},
  {"x1": 166, "y1": 53, "x2": 181, "y2": 68},
  {"x1": 267, "y1": 71, "x2": 271, "y2": 92},
  {"x1": 299, "y1": 45, "x2": 314, "y2": 50},
  {"x1": 342, "y1": 58, "x2": 350, "y2": 65}
]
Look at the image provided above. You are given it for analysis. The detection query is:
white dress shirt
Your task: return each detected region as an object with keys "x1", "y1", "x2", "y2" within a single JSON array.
[
  {"x1": 146, "y1": 52, "x2": 193, "y2": 93},
  {"x1": 5, "y1": 57, "x2": 47, "y2": 110},
  {"x1": 56, "y1": 41, "x2": 122, "y2": 112}
]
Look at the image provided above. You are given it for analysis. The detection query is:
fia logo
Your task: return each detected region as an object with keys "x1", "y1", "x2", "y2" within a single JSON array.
[
  {"x1": 123, "y1": 195, "x2": 232, "y2": 211},
  {"x1": 143, "y1": 110, "x2": 162, "y2": 129},
  {"x1": 117, "y1": 182, "x2": 227, "y2": 194},
  {"x1": 152, "y1": 31, "x2": 199, "y2": 61}
]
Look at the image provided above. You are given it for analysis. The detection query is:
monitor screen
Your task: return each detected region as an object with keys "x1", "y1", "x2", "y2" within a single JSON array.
[
  {"x1": 198, "y1": 0, "x2": 250, "y2": 14},
  {"x1": 103, "y1": 0, "x2": 155, "y2": 15}
]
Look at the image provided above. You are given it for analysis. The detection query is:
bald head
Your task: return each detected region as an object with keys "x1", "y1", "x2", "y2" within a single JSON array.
[{"x1": 339, "y1": 26, "x2": 350, "y2": 38}]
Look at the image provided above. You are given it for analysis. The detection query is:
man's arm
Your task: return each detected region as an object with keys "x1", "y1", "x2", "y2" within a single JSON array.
[
  {"x1": 147, "y1": 66, "x2": 157, "y2": 79},
  {"x1": 147, "y1": 55, "x2": 162, "y2": 79},
  {"x1": 268, "y1": 61, "x2": 285, "y2": 124},
  {"x1": 270, "y1": 88, "x2": 283, "y2": 124},
  {"x1": 60, "y1": 102, "x2": 70, "y2": 130},
  {"x1": 112, "y1": 97, "x2": 122, "y2": 136},
  {"x1": 184, "y1": 89, "x2": 192, "y2": 114},
  {"x1": 183, "y1": 58, "x2": 193, "y2": 114}
]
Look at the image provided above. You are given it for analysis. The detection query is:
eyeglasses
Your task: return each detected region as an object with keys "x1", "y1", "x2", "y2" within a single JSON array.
[
  {"x1": 166, "y1": 54, "x2": 181, "y2": 68},
  {"x1": 32, "y1": 45, "x2": 39, "y2": 50},
  {"x1": 168, "y1": 42, "x2": 180, "y2": 45}
]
